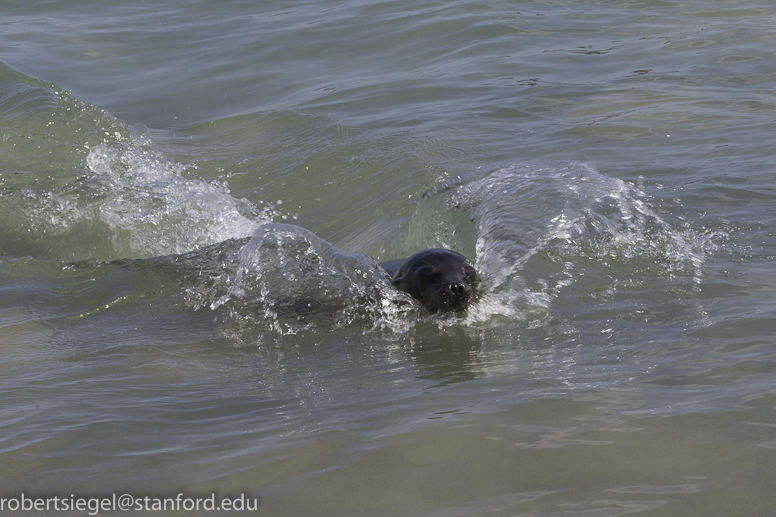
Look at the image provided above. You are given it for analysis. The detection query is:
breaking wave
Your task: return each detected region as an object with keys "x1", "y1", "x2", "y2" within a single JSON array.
[
  {"x1": 18, "y1": 134, "x2": 272, "y2": 261},
  {"x1": 444, "y1": 162, "x2": 714, "y2": 321},
  {"x1": 180, "y1": 162, "x2": 716, "y2": 337}
]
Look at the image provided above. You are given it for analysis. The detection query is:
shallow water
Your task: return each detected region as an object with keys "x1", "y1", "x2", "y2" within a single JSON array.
[{"x1": 2, "y1": 0, "x2": 776, "y2": 515}]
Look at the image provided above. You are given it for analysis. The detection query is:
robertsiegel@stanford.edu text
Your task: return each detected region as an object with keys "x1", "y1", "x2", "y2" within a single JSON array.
[{"x1": 0, "y1": 492, "x2": 259, "y2": 514}]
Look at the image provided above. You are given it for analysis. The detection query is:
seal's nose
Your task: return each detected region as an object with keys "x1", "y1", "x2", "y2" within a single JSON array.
[{"x1": 447, "y1": 282, "x2": 469, "y2": 299}]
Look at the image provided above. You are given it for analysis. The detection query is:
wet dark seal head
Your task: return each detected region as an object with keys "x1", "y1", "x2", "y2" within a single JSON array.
[{"x1": 383, "y1": 249, "x2": 478, "y2": 313}]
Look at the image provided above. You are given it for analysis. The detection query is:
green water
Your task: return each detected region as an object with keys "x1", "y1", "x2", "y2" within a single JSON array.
[{"x1": 1, "y1": 0, "x2": 776, "y2": 515}]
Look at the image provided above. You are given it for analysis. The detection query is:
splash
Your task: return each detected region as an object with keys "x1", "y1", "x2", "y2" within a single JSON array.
[
  {"x1": 183, "y1": 223, "x2": 410, "y2": 338},
  {"x1": 0, "y1": 72, "x2": 277, "y2": 261},
  {"x1": 85, "y1": 136, "x2": 268, "y2": 257},
  {"x1": 445, "y1": 162, "x2": 715, "y2": 320},
  {"x1": 23, "y1": 134, "x2": 273, "y2": 261},
  {"x1": 182, "y1": 163, "x2": 716, "y2": 337}
]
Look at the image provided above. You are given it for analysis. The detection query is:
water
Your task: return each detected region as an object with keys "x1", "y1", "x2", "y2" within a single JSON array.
[{"x1": 2, "y1": 0, "x2": 776, "y2": 515}]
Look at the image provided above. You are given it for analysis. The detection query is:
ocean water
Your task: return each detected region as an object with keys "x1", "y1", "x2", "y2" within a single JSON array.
[{"x1": 2, "y1": 0, "x2": 776, "y2": 515}]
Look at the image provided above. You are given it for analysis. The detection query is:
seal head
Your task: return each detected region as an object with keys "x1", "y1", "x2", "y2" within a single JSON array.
[{"x1": 387, "y1": 249, "x2": 478, "y2": 313}]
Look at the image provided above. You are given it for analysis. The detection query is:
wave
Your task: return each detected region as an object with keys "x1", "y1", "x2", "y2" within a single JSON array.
[
  {"x1": 0, "y1": 68, "x2": 273, "y2": 261},
  {"x1": 444, "y1": 162, "x2": 714, "y2": 321},
  {"x1": 0, "y1": 70, "x2": 716, "y2": 336},
  {"x1": 7, "y1": 132, "x2": 273, "y2": 261},
  {"x1": 180, "y1": 162, "x2": 716, "y2": 338}
]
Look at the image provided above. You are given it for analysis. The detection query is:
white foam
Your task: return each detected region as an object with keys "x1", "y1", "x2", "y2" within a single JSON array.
[
  {"x1": 447, "y1": 162, "x2": 716, "y2": 320},
  {"x1": 85, "y1": 136, "x2": 270, "y2": 258},
  {"x1": 24, "y1": 133, "x2": 274, "y2": 261}
]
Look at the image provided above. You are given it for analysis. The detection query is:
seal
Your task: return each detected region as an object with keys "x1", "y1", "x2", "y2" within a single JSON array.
[{"x1": 381, "y1": 249, "x2": 478, "y2": 313}]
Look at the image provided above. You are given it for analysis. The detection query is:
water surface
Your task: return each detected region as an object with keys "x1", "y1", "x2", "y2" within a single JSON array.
[{"x1": 2, "y1": 0, "x2": 776, "y2": 515}]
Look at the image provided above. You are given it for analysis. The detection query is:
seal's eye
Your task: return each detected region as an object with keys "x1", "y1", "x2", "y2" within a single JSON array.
[{"x1": 418, "y1": 266, "x2": 441, "y2": 281}]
